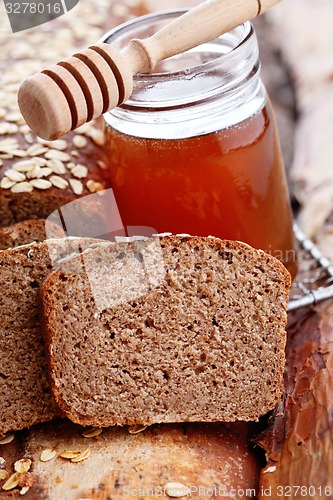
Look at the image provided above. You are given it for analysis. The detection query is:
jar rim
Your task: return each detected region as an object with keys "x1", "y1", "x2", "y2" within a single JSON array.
[
  {"x1": 102, "y1": 10, "x2": 264, "y2": 139},
  {"x1": 99, "y1": 10, "x2": 254, "y2": 81}
]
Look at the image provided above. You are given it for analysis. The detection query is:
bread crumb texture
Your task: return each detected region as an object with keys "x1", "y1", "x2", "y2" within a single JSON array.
[{"x1": 42, "y1": 236, "x2": 291, "y2": 426}]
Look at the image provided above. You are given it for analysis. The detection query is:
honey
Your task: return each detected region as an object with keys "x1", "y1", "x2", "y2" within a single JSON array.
[{"x1": 102, "y1": 13, "x2": 297, "y2": 277}]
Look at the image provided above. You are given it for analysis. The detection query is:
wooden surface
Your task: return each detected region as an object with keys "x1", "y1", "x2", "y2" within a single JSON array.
[
  {"x1": 0, "y1": 421, "x2": 260, "y2": 499},
  {"x1": 254, "y1": 1, "x2": 333, "y2": 496},
  {"x1": 265, "y1": 0, "x2": 333, "y2": 248}
]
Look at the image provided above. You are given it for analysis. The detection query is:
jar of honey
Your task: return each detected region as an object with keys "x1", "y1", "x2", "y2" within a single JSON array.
[{"x1": 101, "y1": 11, "x2": 297, "y2": 277}]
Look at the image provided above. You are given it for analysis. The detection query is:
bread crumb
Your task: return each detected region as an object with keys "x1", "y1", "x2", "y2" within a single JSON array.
[{"x1": 14, "y1": 459, "x2": 32, "y2": 473}]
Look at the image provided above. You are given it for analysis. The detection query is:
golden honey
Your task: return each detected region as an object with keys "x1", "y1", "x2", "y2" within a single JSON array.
[{"x1": 102, "y1": 13, "x2": 297, "y2": 277}]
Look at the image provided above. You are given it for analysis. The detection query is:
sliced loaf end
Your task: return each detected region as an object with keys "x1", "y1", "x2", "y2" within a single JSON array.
[{"x1": 0, "y1": 237, "x2": 106, "y2": 435}]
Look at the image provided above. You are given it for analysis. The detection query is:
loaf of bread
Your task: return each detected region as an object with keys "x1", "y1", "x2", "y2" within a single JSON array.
[
  {"x1": 42, "y1": 235, "x2": 291, "y2": 427},
  {"x1": 0, "y1": 118, "x2": 114, "y2": 227},
  {"x1": 0, "y1": 0, "x2": 138, "y2": 228},
  {"x1": 0, "y1": 32, "x2": 112, "y2": 227},
  {"x1": 0, "y1": 237, "x2": 103, "y2": 435},
  {"x1": 0, "y1": 219, "x2": 65, "y2": 250}
]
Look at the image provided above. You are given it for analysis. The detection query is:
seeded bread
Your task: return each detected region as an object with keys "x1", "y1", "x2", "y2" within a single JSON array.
[
  {"x1": 0, "y1": 219, "x2": 65, "y2": 250},
  {"x1": 0, "y1": 0, "x2": 139, "y2": 228},
  {"x1": 42, "y1": 235, "x2": 291, "y2": 427},
  {"x1": 0, "y1": 238, "x2": 103, "y2": 435},
  {"x1": 0, "y1": 120, "x2": 114, "y2": 227}
]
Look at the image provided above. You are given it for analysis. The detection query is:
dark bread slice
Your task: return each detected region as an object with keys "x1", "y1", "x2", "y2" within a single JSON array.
[
  {"x1": 0, "y1": 219, "x2": 65, "y2": 250},
  {"x1": 0, "y1": 237, "x2": 103, "y2": 435},
  {"x1": 42, "y1": 235, "x2": 291, "y2": 427}
]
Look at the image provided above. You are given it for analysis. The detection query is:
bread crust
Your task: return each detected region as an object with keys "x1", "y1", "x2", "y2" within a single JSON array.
[{"x1": 0, "y1": 219, "x2": 65, "y2": 249}]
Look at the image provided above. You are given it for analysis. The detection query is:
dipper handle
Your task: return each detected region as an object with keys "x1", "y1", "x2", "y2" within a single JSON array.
[
  {"x1": 125, "y1": 0, "x2": 280, "y2": 73},
  {"x1": 18, "y1": 0, "x2": 280, "y2": 140}
]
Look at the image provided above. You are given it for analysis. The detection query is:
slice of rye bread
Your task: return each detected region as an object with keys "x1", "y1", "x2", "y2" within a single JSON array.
[
  {"x1": 0, "y1": 237, "x2": 104, "y2": 435},
  {"x1": 42, "y1": 235, "x2": 291, "y2": 426},
  {"x1": 0, "y1": 219, "x2": 65, "y2": 250}
]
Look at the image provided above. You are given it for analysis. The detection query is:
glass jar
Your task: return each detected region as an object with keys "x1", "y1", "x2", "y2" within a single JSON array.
[{"x1": 101, "y1": 11, "x2": 297, "y2": 277}]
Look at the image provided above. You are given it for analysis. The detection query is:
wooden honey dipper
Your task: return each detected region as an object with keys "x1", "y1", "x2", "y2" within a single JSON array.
[{"x1": 18, "y1": 0, "x2": 280, "y2": 141}]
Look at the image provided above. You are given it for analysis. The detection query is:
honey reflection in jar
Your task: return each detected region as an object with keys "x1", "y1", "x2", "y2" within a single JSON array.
[{"x1": 102, "y1": 14, "x2": 297, "y2": 278}]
